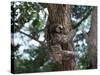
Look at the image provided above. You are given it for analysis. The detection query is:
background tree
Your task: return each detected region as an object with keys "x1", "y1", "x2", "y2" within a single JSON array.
[{"x1": 87, "y1": 7, "x2": 97, "y2": 68}]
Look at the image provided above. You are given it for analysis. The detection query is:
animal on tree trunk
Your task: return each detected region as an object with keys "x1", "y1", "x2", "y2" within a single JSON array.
[{"x1": 46, "y1": 4, "x2": 77, "y2": 70}]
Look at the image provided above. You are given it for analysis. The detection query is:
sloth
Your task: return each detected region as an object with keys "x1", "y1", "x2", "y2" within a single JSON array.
[{"x1": 46, "y1": 23, "x2": 76, "y2": 64}]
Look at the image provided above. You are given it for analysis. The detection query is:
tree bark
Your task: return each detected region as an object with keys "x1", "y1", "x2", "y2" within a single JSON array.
[
  {"x1": 46, "y1": 4, "x2": 75, "y2": 70},
  {"x1": 87, "y1": 7, "x2": 97, "y2": 68}
]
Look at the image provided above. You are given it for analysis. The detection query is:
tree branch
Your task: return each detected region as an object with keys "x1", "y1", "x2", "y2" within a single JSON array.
[
  {"x1": 14, "y1": 24, "x2": 46, "y2": 47},
  {"x1": 19, "y1": 30, "x2": 45, "y2": 45},
  {"x1": 61, "y1": 50, "x2": 79, "y2": 57},
  {"x1": 73, "y1": 7, "x2": 93, "y2": 29}
]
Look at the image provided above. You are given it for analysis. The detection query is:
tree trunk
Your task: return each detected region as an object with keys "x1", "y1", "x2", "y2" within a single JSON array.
[
  {"x1": 46, "y1": 4, "x2": 75, "y2": 70},
  {"x1": 87, "y1": 7, "x2": 97, "y2": 68}
]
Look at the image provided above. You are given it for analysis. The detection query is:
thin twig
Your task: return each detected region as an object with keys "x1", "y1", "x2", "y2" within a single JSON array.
[{"x1": 19, "y1": 30, "x2": 44, "y2": 45}]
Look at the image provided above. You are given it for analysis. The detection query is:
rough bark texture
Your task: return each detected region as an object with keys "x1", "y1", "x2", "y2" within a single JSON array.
[
  {"x1": 87, "y1": 7, "x2": 97, "y2": 68},
  {"x1": 46, "y1": 4, "x2": 75, "y2": 70}
]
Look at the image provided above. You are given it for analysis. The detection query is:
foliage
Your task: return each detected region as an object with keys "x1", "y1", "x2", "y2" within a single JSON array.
[{"x1": 11, "y1": 1, "x2": 93, "y2": 73}]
